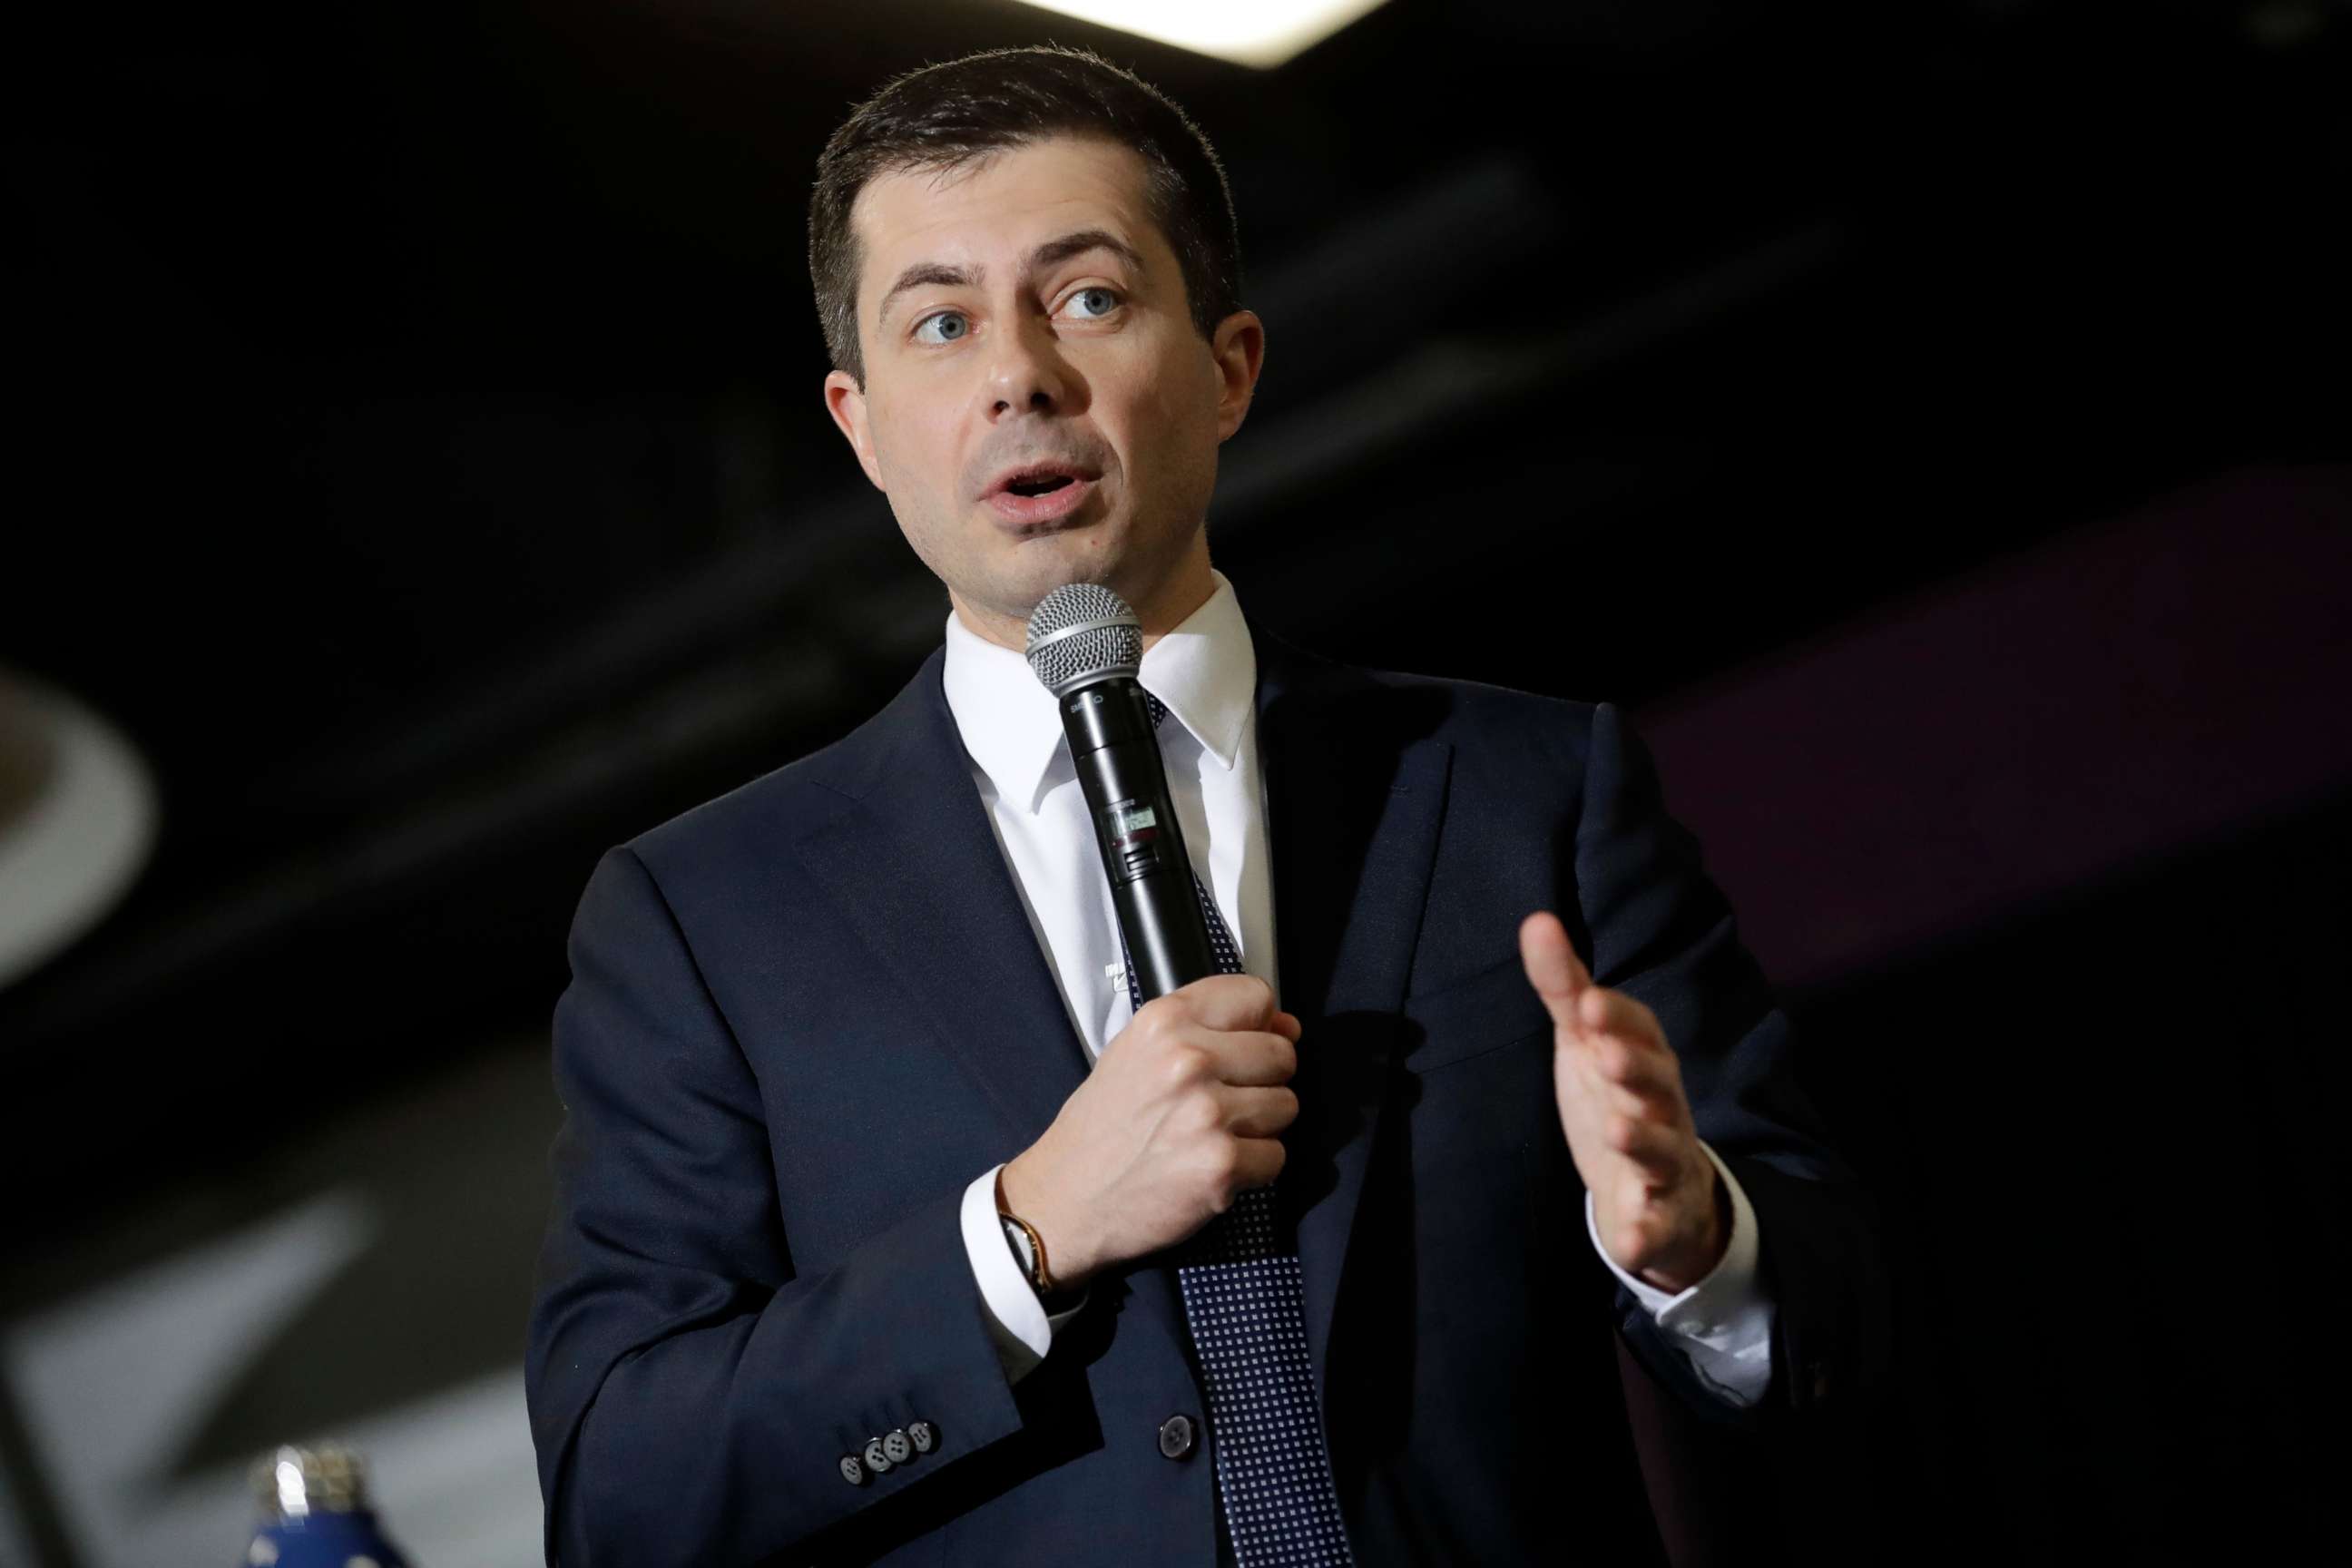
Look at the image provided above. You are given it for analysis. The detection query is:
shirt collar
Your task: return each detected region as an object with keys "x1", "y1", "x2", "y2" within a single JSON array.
[{"x1": 942, "y1": 567, "x2": 1257, "y2": 815}]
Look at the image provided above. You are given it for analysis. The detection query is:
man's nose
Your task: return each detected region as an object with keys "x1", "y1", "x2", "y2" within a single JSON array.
[{"x1": 982, "y1": 318, "x2": 1074, "y2": 417}]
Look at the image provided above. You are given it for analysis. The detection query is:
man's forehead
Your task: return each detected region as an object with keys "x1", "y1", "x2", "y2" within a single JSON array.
[{"x1": 851, "y1": 136, "x2": 1159, "y2": 280}]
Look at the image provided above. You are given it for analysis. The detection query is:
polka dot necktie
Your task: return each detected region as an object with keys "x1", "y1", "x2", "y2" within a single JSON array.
[{"x1": 1117, "y1": 690, "x2": 1357, "y2": 1567}]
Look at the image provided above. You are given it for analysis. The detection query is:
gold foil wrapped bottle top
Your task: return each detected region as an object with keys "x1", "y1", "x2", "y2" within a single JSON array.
[{"x1": 249, "y1": 1444, "x2": 369, "y2": 1520}]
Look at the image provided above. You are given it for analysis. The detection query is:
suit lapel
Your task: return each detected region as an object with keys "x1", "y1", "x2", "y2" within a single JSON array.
[
  {"x1": 1251, "y1": 618, "x2": 1452, "y2": 1400},
  {"x1": 790, "y1": 649, "x2": 1091, "y2": 1151}
]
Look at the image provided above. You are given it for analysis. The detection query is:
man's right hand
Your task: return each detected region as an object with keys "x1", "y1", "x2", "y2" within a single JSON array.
[{"x1": 999, "y1": 974, "x2": 1301, "y2": 1289}]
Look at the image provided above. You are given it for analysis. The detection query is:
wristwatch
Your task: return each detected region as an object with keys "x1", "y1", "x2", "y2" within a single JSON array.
[
  {"x1": 998, "y1": 1210, "x2": 1053, "y2": 1291},
  {"x1": 997, "y1": 1210, "x2": 1084, "y2": 1312}
]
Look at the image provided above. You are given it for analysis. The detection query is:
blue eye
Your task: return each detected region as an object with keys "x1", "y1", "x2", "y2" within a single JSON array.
[
  {"x1": 1064, "y1": 287, "x2": 1120, "y2": 319},
  {"x1": 913, "y1": 310, "x2": 969, "y2": 345}
]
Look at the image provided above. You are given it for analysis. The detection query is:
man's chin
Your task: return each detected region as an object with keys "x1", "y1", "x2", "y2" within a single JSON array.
[{"x1": 998, "y1": 528, "x2": 1113, "y2": 586}]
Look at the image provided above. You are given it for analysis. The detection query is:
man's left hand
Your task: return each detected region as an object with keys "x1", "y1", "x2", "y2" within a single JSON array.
[{"x1": 1519, "y1": 909, "x2": 1728, "y2": 1294}]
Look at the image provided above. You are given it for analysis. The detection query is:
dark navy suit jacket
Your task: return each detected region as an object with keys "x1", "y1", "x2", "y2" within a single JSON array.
[{"x1": 525, "y1": 615, "x2": 1887, "y2": 1567}]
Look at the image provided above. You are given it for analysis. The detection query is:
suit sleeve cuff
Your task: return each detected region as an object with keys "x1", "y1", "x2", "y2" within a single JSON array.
[{"x1": 1584, "y1": 1140, "x2": 1775, "y2": 1406}]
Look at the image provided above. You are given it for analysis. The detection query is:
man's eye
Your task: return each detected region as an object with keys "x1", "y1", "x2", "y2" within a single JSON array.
[
  {"x1": 1063, "y1": 287, "x2": 1121, "y2": 319},
  {"x1": 913, "y1": 310, "x2": 970, "y2": 345}
]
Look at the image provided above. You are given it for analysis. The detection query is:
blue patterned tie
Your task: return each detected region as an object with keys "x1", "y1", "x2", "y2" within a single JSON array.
[{"x1": 1118, "y1": 690, "x2": 1357, "y2": 1568}]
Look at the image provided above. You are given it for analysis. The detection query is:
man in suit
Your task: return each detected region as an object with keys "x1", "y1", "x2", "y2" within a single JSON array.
[{"x1": 525, "y1": 44, "x2": 1885, "y2": 1567}]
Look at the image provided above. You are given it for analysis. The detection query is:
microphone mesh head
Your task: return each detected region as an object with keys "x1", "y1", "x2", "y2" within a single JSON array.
[{"x1": 1024, "y1": 583, "x2": 1142, "y2": 695}]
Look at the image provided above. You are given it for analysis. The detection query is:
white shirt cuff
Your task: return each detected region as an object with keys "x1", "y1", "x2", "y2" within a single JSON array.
[
  {"x1": 1584, "y1": 1140, "x2": 1776, "y2": 1407},
  {"x1": 960, "y1": 1164, "x2": 1086, "y2": 1384}
]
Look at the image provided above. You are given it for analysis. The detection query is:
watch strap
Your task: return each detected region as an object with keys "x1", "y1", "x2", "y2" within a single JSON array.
[{"x1": 998, "y1": 1210, "x2": 1058, "y2": 1295}]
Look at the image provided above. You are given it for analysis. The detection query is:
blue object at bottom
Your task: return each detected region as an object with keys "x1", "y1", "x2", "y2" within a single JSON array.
[{"x1": 248, "y1": 1510, "x2": 410, "y2": 1568}]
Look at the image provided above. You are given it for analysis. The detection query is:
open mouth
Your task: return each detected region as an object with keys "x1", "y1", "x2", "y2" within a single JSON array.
[{"x1": 985, "y1": 463, "x2": 1097, "y2": 526}]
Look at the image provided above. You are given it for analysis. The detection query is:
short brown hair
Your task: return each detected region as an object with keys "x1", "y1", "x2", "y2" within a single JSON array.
[{"x1": 809, "y1": 45, "x2": 1244, "y2": 385}]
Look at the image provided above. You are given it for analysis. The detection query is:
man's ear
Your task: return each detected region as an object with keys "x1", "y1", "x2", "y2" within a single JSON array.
[
  {"x1": 1210, "y1": 309, "x2": 1266, "y2": 444},
  {"x1": 824, "y1": 368, "x2": 886, "y2": 492}
]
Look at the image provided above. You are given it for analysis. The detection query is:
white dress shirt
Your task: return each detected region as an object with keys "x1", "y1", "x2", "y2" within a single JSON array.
[{"x1": 945, "y1": 569, "x2": 1775, "y2": 1406}]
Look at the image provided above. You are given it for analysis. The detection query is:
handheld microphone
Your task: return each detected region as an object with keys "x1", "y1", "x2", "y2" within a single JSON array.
[{"x1": 1024, "y1": 583, "x2": 1214, "y2": 1004}]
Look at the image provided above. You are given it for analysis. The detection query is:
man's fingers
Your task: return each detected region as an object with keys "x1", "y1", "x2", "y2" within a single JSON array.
[
  {"x1": 1518, "y1": 910, "x2": 1592, "y2": 1028},
  {"x1": 1219, "y1": 1083, "x2": 1302, "y2": 1137},
  {"x1": 1585, "y1": 1052, "x2": 1680, "y2": 1114},
  {"x1": 1524, "y1": 912, "x2": 1677, "y2": 1091},
  {"x1": 1559, "y1": 1036, "x2": 1683, "y2": 1134},
  {"x1": 1575, "y1": 986, "x2": 1666, "y2": 1054},
  {"x1": 1166, "y1": 973, "x2": 1288, "y2": 1034},
  {"x1": 1200, "y1": 1030, "x2": 1300, "y2": 1086},
  {"x1": 1557, "y1": 1047, "x2": 1677, "y2": 1130},
  {"x1": 1230, "y1": 1135, "x2": 1287, "y2": 1191},
  {"x1": 1603, "y1": 1112, "x2": 1685, "y2": 1181}
]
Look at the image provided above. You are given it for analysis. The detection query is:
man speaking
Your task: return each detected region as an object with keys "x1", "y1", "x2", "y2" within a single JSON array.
[{"x1": 525, "y1": 44, "x2": 1884, "y2": 1568}]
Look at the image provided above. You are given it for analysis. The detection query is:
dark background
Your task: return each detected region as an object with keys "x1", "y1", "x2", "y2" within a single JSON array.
[{"x1": 3, "y1": 0, "x2": 2347, "y2": 1562}]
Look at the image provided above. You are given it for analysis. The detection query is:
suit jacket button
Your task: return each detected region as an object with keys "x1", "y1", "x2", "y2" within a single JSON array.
[
  {"x1": 907, "y1": 1420, "x2": 936, "y2": 1454},
  {"x1": 883, "y1": 1428, "x2": 913, "y2": 1465},
  {"x1": 838, "y1": 1455, "x2": 867, "y2": 1486},
  {"x1": 863, "y1": 1436, "x2": 893, "y2": 1474},
  {"x1": 1158, "y1": 1414, "x2": 1196, "y2": 1460}
]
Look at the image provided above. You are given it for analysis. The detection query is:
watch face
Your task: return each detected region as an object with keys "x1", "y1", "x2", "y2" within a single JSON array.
[{"x1": 1001, "y1": 1215, "x2": 1038, "y2": 1279}]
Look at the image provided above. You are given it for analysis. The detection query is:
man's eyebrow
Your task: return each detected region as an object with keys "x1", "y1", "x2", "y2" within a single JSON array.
[
  {"x1": 877, "y1": 261, "x2": 979, "y2": 325},
  {"x1": 1023, "y1": 229, "x2": 1146, "y2": 278},
  {"x1": 874, "y1": 230, "x2": 1146, "y2": 325}
]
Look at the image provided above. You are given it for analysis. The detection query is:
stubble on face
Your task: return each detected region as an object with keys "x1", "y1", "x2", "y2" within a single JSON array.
[{"x1": 828, "y1": 137, "x2": 1230, "y2": 650}]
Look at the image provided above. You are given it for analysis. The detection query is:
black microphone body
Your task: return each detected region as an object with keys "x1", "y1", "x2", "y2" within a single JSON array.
[{"x1": 1058, "y1": 675, "x2": 1216, "y2": 1004}]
